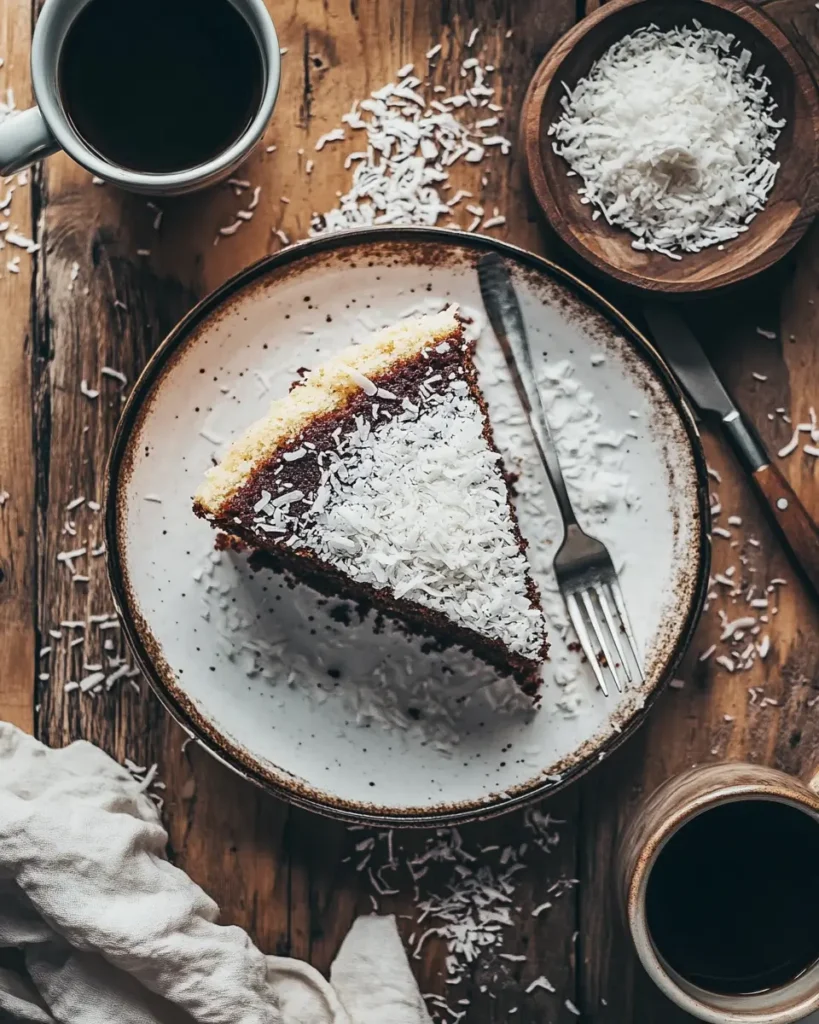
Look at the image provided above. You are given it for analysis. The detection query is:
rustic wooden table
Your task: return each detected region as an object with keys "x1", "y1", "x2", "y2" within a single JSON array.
[{"x1": 2, "y1": 1, "x2": 819, "y2": 1021}]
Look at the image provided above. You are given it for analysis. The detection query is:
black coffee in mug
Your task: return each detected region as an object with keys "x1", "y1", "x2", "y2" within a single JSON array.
[
  {"x1": 59, "y1": 0, "x2": 264, "y2": 174},
  {"x1": 645, "y1": 799, "x2": 819, "y2": 995}
]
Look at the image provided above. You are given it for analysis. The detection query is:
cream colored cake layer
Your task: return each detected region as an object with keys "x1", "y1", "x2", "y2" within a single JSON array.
[{"x1": 195, "y1": 307, "x2": 462, "y2": 513}]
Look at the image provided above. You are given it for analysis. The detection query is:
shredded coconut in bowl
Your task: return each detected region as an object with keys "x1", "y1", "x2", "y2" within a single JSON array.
[{"x1": 549, "y1": 22, "x2": 786, "y2": 259}]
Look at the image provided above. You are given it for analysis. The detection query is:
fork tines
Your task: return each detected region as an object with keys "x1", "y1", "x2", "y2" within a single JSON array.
[{"x1": 564, "y1": 580, "x2": 643, "y2": 697}]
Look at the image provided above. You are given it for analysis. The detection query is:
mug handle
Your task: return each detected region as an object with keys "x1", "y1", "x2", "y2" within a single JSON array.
[{"x1": 0, "y1": 107, "x2": 60, "y2": 176}]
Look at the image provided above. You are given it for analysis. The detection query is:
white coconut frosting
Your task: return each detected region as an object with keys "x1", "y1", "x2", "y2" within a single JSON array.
[{"x1": 247, "y1": 369, "x2": 546, "y2": 661}]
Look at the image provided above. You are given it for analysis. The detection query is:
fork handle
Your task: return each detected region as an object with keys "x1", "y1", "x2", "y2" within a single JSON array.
[{"x1": 478, "y1": 254, "x2": 578, "y2": 526}]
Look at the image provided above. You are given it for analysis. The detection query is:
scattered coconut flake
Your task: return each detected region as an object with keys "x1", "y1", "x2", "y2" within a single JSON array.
[
  {"x1": 57, "y1": 547, "x2": 87, "y2": 569},
  {"x1": 218, "y1": 220, "x2": 243, "y2": 237},
  {"x1": 315, "y1": 128, "x2": 346, "y2": 151},
  {"x1": 526, "y1": 976, "x2": 556, "y2": 995},
  {"x1": 309, "y1": 56, "x2": 510, "y2": 235},
  {"x1": 720, "y1": 616, "x2": 756, "y2": 641},
  {"x1": 101, "y1": 366, "x2": 127, "y2": 385},
  {"x1": 5, "y1": 230, "x2": 39, "y2": 253}
]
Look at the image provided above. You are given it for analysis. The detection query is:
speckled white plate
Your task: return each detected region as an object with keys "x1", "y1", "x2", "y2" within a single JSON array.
[{"x1": 107, "y1": 228, "x2": 710, "y2": 825}]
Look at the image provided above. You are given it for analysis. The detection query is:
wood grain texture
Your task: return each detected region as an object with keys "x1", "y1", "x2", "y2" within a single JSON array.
[
  {"x1": 0, "y1": 2, "x2": 36, "y2": 733},
  {"x1": 23, "y1": 2, "x2": 584, "y2": 1023},
  {"x1": 752, "y1": 461, "x2": 819, "y2": 598},
  {"x1": 1, "y1": 0, "x2": 818, "y2": 1022},
  {"x1": 522, "y1": 0, "x2": 819, "y2": 294}
]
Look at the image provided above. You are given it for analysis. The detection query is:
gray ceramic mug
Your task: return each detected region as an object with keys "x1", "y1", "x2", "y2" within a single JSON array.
[
  {"x1": 618, "y1": 762, "x2": 819, "y2": 1024},
  {"x1": 0, "y1": 0, "x2": 280, "y2": 194}
]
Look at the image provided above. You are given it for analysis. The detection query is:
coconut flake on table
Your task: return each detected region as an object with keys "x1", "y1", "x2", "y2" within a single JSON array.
[
  {"x1": 549, "y1": 24, "x2": 785, "y2": 258},
  {"x1": 122, "y1": 758, "x2": 165, "y2": 812},
  {"x1": 394, "y1": 812, "x2": 564, "y2": 996},
  {"x1": 42, "y1": 608, "x2": 142, "y2": 700},
  {"x1": 101, "y1": 366, "x2": 128, "y2": 386},
  {"x1": 692, "y1": 485, "x2": 788, "y2": 680},
  {"x1": 308, "y1": 54, "x2": 511, "y2": 235}
]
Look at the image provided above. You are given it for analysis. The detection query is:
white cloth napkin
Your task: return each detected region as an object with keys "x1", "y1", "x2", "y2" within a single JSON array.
[{"x1": 0, "y1": 723, "x2": 431, "y2": 1024}]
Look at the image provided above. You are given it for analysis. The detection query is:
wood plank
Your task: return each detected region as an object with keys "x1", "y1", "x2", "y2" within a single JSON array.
[
  {"x1": 0, "y1": 2, "x2": 37, "y2": 732},
  {"x1": 577, "y1": 3, "x2": 819, "y2": 1016},
  {"x1": 29, "y1": 2, "x2": 583, "y2": 1023},
  {"x1": 272, "y1": 5, "x2": 583, "y2": 1020}
]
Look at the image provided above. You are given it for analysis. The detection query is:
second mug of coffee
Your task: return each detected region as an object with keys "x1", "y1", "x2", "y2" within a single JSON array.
[{"x1": 618, "y1": 762, "x2": 819, "y2": 1024}]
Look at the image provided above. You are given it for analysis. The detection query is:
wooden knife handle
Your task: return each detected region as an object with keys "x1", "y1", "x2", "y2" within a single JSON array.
[{"x1": 752, "y1": 463, "x2": 819, "y2": 598}]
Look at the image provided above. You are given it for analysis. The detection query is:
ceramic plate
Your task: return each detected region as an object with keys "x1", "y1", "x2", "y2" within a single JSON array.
[{"x1": 107, "y1": 228, "x2": 710, "y2": 825}]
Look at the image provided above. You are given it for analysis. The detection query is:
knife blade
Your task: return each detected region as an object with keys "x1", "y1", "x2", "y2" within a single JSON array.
[
  {"x1": 642, "y1": 302, "x2": 769, "y2": 474},
  {"x1": 641, "y1": 301, "x2": 819, "y2": 601}
]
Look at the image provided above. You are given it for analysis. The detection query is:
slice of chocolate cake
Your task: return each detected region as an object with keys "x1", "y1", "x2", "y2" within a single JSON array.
[{"x1": 194, "y1": 308, "x2": 548, "y2": 692}]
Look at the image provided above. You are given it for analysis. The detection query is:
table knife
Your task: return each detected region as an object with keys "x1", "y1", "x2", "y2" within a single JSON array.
[{"x1": 642, "y1": 302, "x2": 819, "y2": 600}]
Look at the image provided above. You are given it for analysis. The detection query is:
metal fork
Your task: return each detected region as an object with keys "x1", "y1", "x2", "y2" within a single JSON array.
[{"x1": 477, "y1": 253, "x2": 644, "y2": 696}]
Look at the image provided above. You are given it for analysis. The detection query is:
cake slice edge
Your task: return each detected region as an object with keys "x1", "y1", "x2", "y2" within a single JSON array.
[
  {"x1": 195, "y1": 307, "x2": 464, "y2": 517},
  {"x1": 194, "y1": 308, "x2": 549, "y2": 693}
]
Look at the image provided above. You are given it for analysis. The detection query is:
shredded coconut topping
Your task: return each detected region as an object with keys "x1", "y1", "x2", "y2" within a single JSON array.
[
  {"x1": 247, "y1": 370, "x2": 545, "y2": 659},
  {"x1": 549, "y1": 23, "x2": 785, "y2": 258}
]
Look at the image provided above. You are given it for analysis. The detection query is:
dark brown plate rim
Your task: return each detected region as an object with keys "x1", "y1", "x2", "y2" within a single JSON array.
[{"x1": 105, "y1": 225, "x2": 712, "y2": 828}]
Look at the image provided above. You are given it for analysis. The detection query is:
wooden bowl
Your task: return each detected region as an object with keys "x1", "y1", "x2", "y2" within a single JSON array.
[{"x1": 521, "y1": 0, "x2": 819, "y2": 294}]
